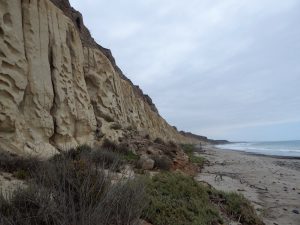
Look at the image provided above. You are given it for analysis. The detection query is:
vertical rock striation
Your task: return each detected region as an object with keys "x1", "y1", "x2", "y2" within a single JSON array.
[{"x1": 0, "y1": 0, "x2": 197, "y2": 156}]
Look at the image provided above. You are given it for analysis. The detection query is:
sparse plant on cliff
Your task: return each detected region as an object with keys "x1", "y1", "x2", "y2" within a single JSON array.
[
  {"x1": 90, "y1": 149, "x2": 124, "y2": 171},
  {"x1": 180, "y1": 143, "x2": 195, "y2": 155},
  {"x1": 100, "y1": 140, "x2": 139, "y2": 164},
  {"x1": 181, "y1": 144, "x2": 206, "y2": 168}
]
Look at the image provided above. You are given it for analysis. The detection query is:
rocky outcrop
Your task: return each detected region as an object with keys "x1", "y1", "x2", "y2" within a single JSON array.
[
  {"x1": 0, "y1": 0, "x2": 200, "y2": 157},
  {"x1": 179, "y1": 131, "x2": 229, "y2": 145}
]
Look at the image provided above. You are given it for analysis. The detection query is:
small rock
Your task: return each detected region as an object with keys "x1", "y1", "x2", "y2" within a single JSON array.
[
  {"x1": 137, "y1": 155, "x2": 155, "y2": 170},
  {"x1": 292, "y1": 209, "x2": 299, "y2": 214}
]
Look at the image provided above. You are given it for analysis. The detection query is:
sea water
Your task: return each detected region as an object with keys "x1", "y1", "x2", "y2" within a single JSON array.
[{"x1": 216, "y1": 140, "x2": 300, "y2": 157}]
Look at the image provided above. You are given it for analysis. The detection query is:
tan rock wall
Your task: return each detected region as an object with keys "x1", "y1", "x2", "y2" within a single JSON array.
[{"x1": 0, "y1": 0, "x2": 196, "y2": 156}]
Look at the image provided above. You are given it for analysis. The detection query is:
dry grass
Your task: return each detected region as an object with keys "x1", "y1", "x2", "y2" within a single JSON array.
[{"x1": 0, "y1": 146, "x2": 146, "y2": 225}]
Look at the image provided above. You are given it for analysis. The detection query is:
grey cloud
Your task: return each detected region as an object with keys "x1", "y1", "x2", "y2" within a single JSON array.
[{"x1": 70, "y1": 0, "x2": 300, "y2": 141}]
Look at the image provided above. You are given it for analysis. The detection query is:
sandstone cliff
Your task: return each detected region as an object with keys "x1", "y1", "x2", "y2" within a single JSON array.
[{"x1": 0, "y1": 0, "x2": 200, "y2": 157}]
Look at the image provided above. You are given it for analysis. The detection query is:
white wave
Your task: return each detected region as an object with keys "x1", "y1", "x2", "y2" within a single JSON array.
[{"x1": 216, "y1": 141, "x2": 300, "y2": 157}]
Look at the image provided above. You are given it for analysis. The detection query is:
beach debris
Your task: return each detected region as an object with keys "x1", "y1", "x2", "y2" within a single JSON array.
[
  {"x1": 292, "y1": 209, "x2": 299, "y2": 214},
  {"x1": 239, "y1": 178, "x2": 246, "y2": 184},
  {"x1": 214, "y1": 173, "x2": 223, "y2": 182},
  {"x1": 249, "y1": 184, "x2": 268, "y2": 191}
]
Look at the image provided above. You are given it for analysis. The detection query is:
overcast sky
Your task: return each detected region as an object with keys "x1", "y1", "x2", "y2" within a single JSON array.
[{"x1": 69, "y1": 0, "x2": 300, "y2": 142}]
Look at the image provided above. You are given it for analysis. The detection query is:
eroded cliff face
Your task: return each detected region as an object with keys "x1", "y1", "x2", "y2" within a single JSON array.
[{"x1": 0, "y1": 0, "x2": 196, "y2": 157}]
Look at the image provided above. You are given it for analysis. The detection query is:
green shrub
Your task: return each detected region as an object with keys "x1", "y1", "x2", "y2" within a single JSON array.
[
  {"x1": 209, "y1": 190, "x2": 264, "y2": 225},
  {"x1": 12, "y1": 170, "x2": 29, "y2": 180},
  {"x1": 90, "y1": 149, "x2": 123, "y2": 171},
  {"x1": 180, "y1": 144, "x2": 206, "y2": 167},
  {"x1": 190, "y1": 155, "x2": 206, "y2": 168},
  {"x1": 180, "y1": 144, "x2": 195, "y2": 155},
  {"x1": 100, "y1": 141, "x2": 139, "y2": 165},
  {"x1": 142, "y1": 172, "x2": 222, "y2": 225},
  {"x1": 121, "y1": 151, "x2": 139, "y2": 163},
  {"x1": 142, "y1": 172, "x2": 263, "y2": 225}
]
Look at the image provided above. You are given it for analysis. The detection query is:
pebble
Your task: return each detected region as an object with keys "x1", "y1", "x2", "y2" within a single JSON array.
[{"x1": 292, "y1": 209, "x2": 299, "y2": 214}]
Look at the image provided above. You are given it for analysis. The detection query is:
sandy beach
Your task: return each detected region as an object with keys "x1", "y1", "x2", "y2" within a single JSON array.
[{"x1": 195, "y1": 145, "x2": 300, "y2": 225}]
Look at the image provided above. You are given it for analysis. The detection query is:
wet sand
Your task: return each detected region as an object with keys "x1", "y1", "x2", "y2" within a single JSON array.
[{"x1": 195, "y1": 145, "x2": 300, "y2": 225}]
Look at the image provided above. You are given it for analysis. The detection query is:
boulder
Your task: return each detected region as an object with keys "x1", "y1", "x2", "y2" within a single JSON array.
[{"x1": 137, "y1": 155, "x2": 154, "y2": 170}]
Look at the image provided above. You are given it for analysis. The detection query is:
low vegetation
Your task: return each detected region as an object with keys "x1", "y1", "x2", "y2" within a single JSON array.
[
  {"x1": 181, "y1": 144, "x2": 206, "y2": 168},
  {"x1": 0, "y1": 142, "x2": 263, "y2": 225},
  {"x1": 0, "y1": 152, "x2": 41, "y2": 177},
  {"x1": 142, "y1": 172, "x2": 264, "y2": 225},
  {"x1": 142, "y1": 172, "x2": 222, "y2": 225},
  {"x1": 0, "y1": 146, "x2": 145, "y2": 225},
  {"x1": 101, "y1": 139, "x2": 140, "y2": 165},
  {"x1": 209, "y1": 190, "x2": 264, "y2": 225}
]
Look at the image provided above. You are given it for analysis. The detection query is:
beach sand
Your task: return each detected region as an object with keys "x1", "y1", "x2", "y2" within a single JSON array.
[{"x1": 195, "y1": 145, "x2": 300, "y2": 225}]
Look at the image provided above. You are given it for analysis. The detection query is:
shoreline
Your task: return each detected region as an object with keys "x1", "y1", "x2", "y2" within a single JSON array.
[
  {"x1": 196, "y1": 145, "x2": 300, "y2": 225},
  {"x1": 214, "y1": 145, "x2": 300, "y2": 160}
]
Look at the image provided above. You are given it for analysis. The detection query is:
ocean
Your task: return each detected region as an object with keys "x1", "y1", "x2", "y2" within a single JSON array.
[{"x1": 216, "y1": 140, "x2": 300, "y2": 157}]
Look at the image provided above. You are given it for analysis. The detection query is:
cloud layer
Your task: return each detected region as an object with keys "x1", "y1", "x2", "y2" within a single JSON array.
[{"x1": 70, "y1": 0, "x2": 300, "y2": 141}]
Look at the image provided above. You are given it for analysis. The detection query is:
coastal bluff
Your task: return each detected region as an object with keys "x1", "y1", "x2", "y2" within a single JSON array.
[{"x1": 0, "y1": 0, "x2": 203, "y2": 156}]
